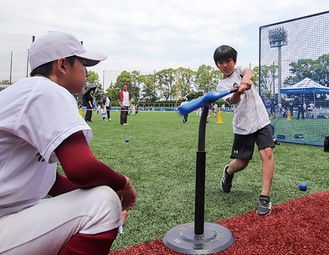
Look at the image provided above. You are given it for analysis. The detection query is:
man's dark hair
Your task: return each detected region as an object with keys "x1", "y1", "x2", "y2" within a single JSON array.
[
  {"x1": 213, "y1": 45, "x2": 237, "y2": 64},
  {"x1": 30, "y1": 56, "x2": 77, "y2": 77}
]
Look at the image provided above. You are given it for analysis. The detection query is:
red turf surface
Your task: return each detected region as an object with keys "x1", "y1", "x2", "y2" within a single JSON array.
[{"x1": 110, "y1": 191, "x2": 329, "y2": 255}]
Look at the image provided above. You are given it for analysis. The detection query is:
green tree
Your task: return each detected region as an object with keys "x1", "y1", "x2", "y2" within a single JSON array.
[
  {"x1": 194, "y1": 64, "x2": 221, "y2": 93},
  {"x1": 314, "y1": 54, "x2": 329, "y2": 86},
  {"x1": 85, "y1": 70, "x2": 103, "y2": 101},
  {"x1": 252, "y1": 66, "x2": 259, "y2": 88},
  {"x1": 154, "y1": 68, "x2": 176, "y2": 101},
  {"x1": 1, "y1": 80, "x2": 11, "y2": 85},
  {"x1": 130, "y1": 70, "x2": 141, "y2": 100},
  {"x1": 285, "y1": 58, "x2": 315, "y2": 85},
  {"x1": 86, "y1": 70, "x2": 102, "y2": 88},
  {"x1": 186, "y1": 90, "x2": 204, "y2": 101},
  {"x1": 140, "y1": 74, "x2": 158, "y2": 102},
  {"x1": 114, "y1": 70, "x2": 133, "y2": 100},
  {"x1": 112, "y1": 70, "x2": 144, "y2": 104},
  {"x1": 176, "y1": 67, "x2": 195, "y2": 99},
  {"x1": 283, "y1": 54, "x2": 329, "y2": 87},
  {"x1": 106, "y1": 87, "x2": 120, "y2": 105},
  {"x1": 259, "y1": 64, "x2": 278, "y2": 98},
  {"x1": 115, "y1": 71, "x2": 132, "y2": 88}
]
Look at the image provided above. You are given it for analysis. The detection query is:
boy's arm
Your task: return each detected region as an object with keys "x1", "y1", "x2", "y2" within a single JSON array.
[{"x1": 227, "y1": 68, "x2": 253, "y2": 104}]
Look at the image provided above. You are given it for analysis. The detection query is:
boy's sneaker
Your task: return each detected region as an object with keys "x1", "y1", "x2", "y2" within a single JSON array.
[
  {"x1": 256, "y1": 195, "x2": 272, "y2": 215},
  {"x1": 221, "y1": 165, "x2": 234, "y2": 193}
]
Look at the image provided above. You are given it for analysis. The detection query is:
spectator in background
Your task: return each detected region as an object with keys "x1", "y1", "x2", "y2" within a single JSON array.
[
  {"x1": 213, "y1": 103, "x2": 219, "y2": 117},
  {"x1": 263, "y1": 96, "x2": 272, "y2": 118},
  {"x1": 221, "y1": 103, "x2": 226, "y2": 112},
  {"x1": 129, "y1": 95, "x2": 136, "y2": 116},
  {"x1": 102, "y1": 92, "x2": 111, "y2": 121},
  {"x1": 100, "y1": 103, "x2": 107, "y2": 121},
  {"x1": 297, "y1": 97, "x2": 305, "y2": 120},
  {"x1": 289, "y1": 101, "x2": 294, "y2": 117},
  {"x1": 120, "y1": 84, "x2": 130, "y2": 125},
  {"x1": 196, "y1": 107, "x2": 202, "y2": 116},
  {"x1": 180, "y1": 97, "x2": 189, "y2": 123},
  {"x1": 83, "y1": 86, "x2": 96, "y2": 122}
]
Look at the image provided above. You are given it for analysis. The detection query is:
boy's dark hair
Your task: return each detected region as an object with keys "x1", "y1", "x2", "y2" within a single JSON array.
[
  {"x1": 213, "y1": 45, "x2": 237, "y2": 64},
  {"x1": 30, "y1": 56, "x2": 77, "y2": 77}
]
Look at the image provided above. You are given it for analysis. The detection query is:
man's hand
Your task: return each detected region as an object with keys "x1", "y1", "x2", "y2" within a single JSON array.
[{"x1": 116, "y1": 176, "x2": 136, "y2": 211}]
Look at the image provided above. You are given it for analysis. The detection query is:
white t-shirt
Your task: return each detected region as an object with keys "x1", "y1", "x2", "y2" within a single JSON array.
[
  {"x1": 105, "y1": 97, "x2": 110, "y2": 107},
  {"x1": 0, "y1": 77, "x2": 92, "y2": 218},
  {"x1": 216, "y1": 66, "x2": 270, "y2": 135},
  {"x1": 122, "y1": 91, "x2": 130, "y2": 107}
]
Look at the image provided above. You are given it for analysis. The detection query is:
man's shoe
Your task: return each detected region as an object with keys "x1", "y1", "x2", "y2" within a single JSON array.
[
  {"x1": 256, "y1": 195, "x2": 272, "y2": 215},
  {"x1": 221, "y1": 165, "x2": 234, "y2": 193}
]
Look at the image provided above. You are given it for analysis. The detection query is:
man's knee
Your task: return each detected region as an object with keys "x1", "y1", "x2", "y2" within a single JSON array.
[
  {"x1": 85, "y1": 186, "x2": 121, "y2": 211},
  {"x1": 77, "y1": 186, "x2": 122, "y2": 234}
]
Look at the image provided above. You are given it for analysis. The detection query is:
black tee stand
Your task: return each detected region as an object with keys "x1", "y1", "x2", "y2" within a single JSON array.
[{"x1": 163, "y1": 106, "x2": 235, "y2": 254}]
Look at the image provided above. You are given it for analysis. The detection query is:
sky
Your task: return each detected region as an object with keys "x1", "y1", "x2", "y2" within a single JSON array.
[{"x1": 1, "y1": 0, "x2": 329, "y2": 89}]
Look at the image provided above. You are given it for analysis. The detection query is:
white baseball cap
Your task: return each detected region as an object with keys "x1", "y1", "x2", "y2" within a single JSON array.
[{"x1": 29, "y1": 31, "x2": 107, "y2": 70}]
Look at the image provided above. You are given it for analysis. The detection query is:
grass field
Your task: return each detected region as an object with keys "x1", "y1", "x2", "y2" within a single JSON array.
[
  {"x1": 68, "y1": 110, "x2": 329, "y2": 251},
  {"x1": 272, "y1": 114, "x2": 329, "y2": 146}
]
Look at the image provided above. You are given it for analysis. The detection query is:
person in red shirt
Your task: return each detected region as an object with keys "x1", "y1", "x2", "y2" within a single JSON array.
[{"x1": 119, "y1": 84, "x2": 130, "y2": 125}]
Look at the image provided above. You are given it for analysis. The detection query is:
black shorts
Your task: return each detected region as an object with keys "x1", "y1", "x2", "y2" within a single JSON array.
[{"x1": 230, "y1": 124, "x2": 275, "y2": 160}]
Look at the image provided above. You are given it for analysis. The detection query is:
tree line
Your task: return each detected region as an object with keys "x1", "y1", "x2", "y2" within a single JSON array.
[
  {"x1": 81, "y1": 53, "x2": 329, "y2": 105},
  {"x1": 259, "y1": 54, "x2": 329, "y2": 98}
]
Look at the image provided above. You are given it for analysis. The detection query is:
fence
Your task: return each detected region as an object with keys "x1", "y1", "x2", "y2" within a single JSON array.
[{"x1": 259, "y1": 11, "x2": 329, "y2": 146}]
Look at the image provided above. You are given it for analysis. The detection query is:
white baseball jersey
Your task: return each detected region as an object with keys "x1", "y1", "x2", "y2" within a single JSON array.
[
  {"x1": 0, "y1": 76, "x2": 92, "y2": 218},
  {"x1": 216, "y1": 66, "x2": 271, "y2": 135}
]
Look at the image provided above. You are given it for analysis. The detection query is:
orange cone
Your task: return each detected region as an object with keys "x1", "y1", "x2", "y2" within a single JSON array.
[
  {"x1": 79, "y1": 107, "x2": 83, "y2": 116},
  {"x1": 287, "y1": 110, "x2": 291, "y2": 120},
  {"x1": 216, "y1": 109, "x2": 223, "y2": 124}
]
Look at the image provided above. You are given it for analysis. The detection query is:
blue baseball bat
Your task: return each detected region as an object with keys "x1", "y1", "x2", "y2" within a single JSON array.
[{"x1": 178, "y1": 87, "x2": 238, "y2": 116}]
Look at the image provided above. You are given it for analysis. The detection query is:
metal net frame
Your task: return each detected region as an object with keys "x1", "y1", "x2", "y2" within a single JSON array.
[{"x1": 259, "y1": 11, "x2": 329, "y2": 147}]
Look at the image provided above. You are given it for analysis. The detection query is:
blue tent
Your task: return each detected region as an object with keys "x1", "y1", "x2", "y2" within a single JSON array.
[
  {"x1": 280, "y1": 78, "x2": 329, "y2": 94},
  {"x1": 280, "y1": 77, "x2": 329, "y2": 108}
]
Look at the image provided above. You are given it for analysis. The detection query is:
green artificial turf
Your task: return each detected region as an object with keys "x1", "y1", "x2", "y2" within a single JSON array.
[{"x1": 60, "y1": 110, "x2": 329, "y2": 250}]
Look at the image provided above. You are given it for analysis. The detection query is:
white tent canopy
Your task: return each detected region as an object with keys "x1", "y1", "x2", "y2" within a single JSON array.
[
  {"x1": 280, "y1": 77, "x2": 329, "y2": 94},
  {"x1": 280, "y1": 77, "x2": 329, "y2": 108}
]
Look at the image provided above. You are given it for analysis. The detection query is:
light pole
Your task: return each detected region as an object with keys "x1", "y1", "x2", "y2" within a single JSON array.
[
  {"x1": 103, "y1": 70, "x2": 105, "y2": 92},
  {"x1": 26, "y1": 49, "x2": 29, "y2": 77},
  {"x1": 27, "y1": 35, "x2": 35, "y2": 77},
  {"x1": 268, "y1": 27, "x2": 288, "y2": 103},
  {"x1": 9, "y1": 51, "x2": 13, "y2": 84}
]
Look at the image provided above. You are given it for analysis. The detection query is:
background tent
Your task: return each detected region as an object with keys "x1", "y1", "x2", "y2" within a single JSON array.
[
  {"x1": 280, "y1": 77, "x2": 329, "y2": 94},
  {"x1": 280, "y1": 77, "x2": 329, "y2": 107}
]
